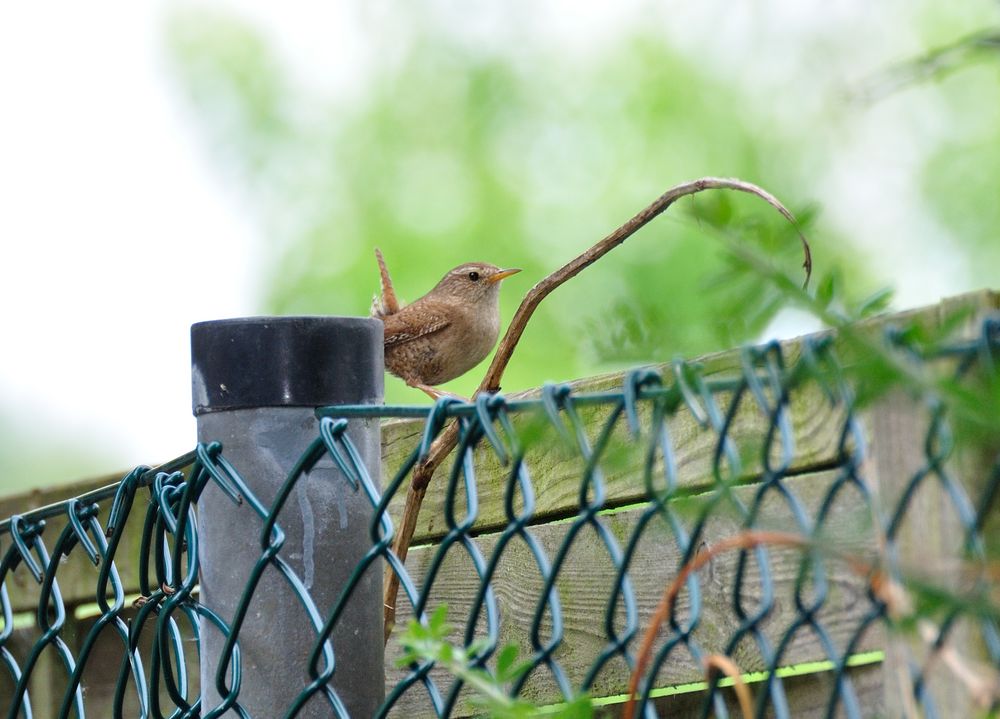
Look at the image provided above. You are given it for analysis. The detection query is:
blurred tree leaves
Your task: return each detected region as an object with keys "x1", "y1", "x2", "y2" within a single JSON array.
[
  {"x1": 168, "y1": 11, "x2": 292, "y2": 179},
  {"x1": 164, "y1": 5, "x2": 877, "y2": 402},
  {"x1": 858, "y1": 22, "x2": 1000, "y2": 290},
  {"x1": 0, "y1": 411, "x2": 113, "y2": 497}
]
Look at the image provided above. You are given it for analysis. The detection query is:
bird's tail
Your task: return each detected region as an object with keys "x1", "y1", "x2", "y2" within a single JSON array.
[{"x1": 371, "y1": 247, "x2": 401, "y2": 317}]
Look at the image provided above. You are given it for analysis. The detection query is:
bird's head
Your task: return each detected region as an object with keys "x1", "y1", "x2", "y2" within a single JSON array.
[{"x1": 430, "y1": 263, "x2": 521, "y2": 305}]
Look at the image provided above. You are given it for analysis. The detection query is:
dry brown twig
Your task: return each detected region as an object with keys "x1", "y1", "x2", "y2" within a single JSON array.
[
  {"x1": 621, "y1": 530, "x2": 809, "y2": 719},
  {"x1": 620, "y1": 528, "x2": 1000, "y2": 718},
  {"x1": 381, "y1": 177, "x2": 813, "y2": 642}
]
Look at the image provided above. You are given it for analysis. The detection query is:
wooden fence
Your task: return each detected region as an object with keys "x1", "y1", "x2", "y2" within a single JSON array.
[{"x1": 2, "y1": 288, "x2": 998, "y2": 717}]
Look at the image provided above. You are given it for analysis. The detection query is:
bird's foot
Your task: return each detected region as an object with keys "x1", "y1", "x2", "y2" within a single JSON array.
[{"x1": 408, "y1": 382, "x2": 469, "y2": 403}]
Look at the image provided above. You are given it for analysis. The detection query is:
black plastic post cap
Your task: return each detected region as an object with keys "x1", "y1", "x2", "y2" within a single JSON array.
[{"x1": 191, "y1": 316, "x2": 383, "y2": 415}]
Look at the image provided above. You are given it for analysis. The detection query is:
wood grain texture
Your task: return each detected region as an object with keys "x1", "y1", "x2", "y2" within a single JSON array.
[
  {"x1": 864, "y1": 400, "x2": 997, "y2": 715},
  {"x1": 381, "y1": 347, "x2": 848, "y2": 548},
  {"x1": 861, "y1": 289, "x2": 1000, "y2": 718},
  {"x1": 3, "y1": 609, "x2": 202, "y2": 719},
  {"x1": 383, "y1": 469, "x2": 882, "y2": 717},
  {"x1": 383, "y1": 290, "x2": 1000, "y2": 547},
  {"x1": 1, "y1": 624, "x2": 69, "y2": 719}
]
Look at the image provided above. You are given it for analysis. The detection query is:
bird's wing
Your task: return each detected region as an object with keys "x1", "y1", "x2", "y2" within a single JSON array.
[{"x1": 382, "y1": 305, "x2": 451, "y2": 348}]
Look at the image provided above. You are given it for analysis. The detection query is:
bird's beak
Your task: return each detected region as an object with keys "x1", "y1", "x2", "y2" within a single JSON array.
[{"x1": 488, "y1": 268, "x2": 521, "y2": 284}]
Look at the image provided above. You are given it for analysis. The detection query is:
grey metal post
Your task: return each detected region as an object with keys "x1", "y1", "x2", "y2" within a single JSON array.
[{"x1": 191, "y1": 317, "x2": 384, "y2": 718}]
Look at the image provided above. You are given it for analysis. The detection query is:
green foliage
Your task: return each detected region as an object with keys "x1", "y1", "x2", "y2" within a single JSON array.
[
  {"x1": 855, "y1": 287, "x2": 895, "y2": 319},
  {"x1": 886, "y1": 25, "x2": 1000, "y2": 294},
  {"x1": 914, "y1": 33, "x2": 1000, "y2": 279},
  {"x1": 161, "y1": 2, "x2": 1000, "y2": 413},
  {"x1": 584, "y1": 198, "x2": 817, "y2": 365},
  {"x1": 163, "y1": 5, "x2": 868, "y2": 403},
  {"x1": 923, "y1": 127, "x2": 1000, "y2": 273},
  {"x1": 711, "y1": 208, "x2": 1000, "y2": 450},
  {"x1": 399, "y1": 606, "x2": 592, "y2": 718},
  {"x1": 0, "y1": 411, "x2": 114, "y2": 497},
  {"x1": 166, "y1": 11, "x2": 292, "y2": 177}
]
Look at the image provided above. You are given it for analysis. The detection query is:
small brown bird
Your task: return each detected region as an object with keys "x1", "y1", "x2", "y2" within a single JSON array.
[{"x1": 372, "y1": 249, "x2": 520, "y2": 398}]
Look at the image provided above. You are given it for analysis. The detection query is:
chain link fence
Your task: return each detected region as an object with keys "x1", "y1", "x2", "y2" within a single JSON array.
[{"x1": 2, "y1": 306, "x2": 999, "y2": 718}]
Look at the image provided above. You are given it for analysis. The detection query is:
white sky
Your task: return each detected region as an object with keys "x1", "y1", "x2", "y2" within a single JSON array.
[
  {"x1": 0, "y1": 2, "x2": 260, "y2": 476},
  {"x1": 0, "y1": 1, "x2": 992, "y2": 486},
  {"x1": 0, "y1": 0, "x2": 415, "y2": 480}
]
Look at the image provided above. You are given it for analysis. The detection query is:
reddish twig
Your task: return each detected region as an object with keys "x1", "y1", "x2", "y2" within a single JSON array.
[
  {"x1": 383, "y1": 178, "x2": 812, "y2": 643},
  {"x1": 703, "y1": 654, "x2": 754, "y2": 719},
  {"x1": 622, "y1": 530, "x2": 808, "y2": 719},
  {"x1": 617, "y1": 518, "x2": 1000, "y2": 717}
]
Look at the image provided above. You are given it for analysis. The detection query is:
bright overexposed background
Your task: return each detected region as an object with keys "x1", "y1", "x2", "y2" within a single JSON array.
[{"x1": 1, "y1": 0, "x2": 998, "y2": 493}]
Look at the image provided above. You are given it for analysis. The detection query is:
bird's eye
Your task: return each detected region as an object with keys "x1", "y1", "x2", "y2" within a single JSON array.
[{"x1": 468, "y1": 271, "x2": 480, "y2": 281}]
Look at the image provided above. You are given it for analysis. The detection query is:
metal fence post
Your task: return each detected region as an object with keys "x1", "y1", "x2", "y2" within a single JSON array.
[{"x1": 191, "y1": 316, "x2": 384, "y2": 718}]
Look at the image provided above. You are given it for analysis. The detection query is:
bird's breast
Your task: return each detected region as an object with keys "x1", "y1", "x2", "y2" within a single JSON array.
[
  {"x1": 430, "y1": 309, "x2": 499, "y2": 384},
  {"x1": 382, "y1": 300, "x2": 502, "y2": 387}
]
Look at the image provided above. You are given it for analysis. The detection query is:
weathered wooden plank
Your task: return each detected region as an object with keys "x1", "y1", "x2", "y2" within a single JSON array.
[
  {"x1": 381, "y1": 353, "x2": 846, "y2": 548},
  {"x1": 383, "y1": 468, "x2": 882, "y2": 717},
  {"x1": 864, "y1": 409, "x2": 998, "y2": 713},
  {"x1": 1, "y1": 622, "x2": 74, "y2": 719},
  {"x1": 860, "y1": 290, "x2": 1000, "y2": 718},
  {"x1": 0, "y1": 471, "x2": 123, "y2": 511},
  {"x1": 383, "y1": 290, "x2": 1000, "y2": 546}
]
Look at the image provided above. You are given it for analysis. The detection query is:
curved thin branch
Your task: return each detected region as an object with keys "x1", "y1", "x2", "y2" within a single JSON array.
[
  {"x1": 383, "y1": 177, "x2": 812, "y2": 642},
  {"x1": 853, "y1": 29, "x2": 1000, "y2": 104},
  {"x1": 479, "y1": 176, "x2": 810, "y2": 393}
]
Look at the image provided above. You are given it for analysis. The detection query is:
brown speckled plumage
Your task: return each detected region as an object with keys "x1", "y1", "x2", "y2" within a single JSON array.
[{"x1": 372, "y1": 259, "x2": 520, "y2": 396}]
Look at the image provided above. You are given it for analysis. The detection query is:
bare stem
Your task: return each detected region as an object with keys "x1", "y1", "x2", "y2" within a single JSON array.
[
  {"x1": 479, "y1": 177, "x2": 810, "y2": 393},
  {"x1": 382, "y1": 177, "x2": 811, "y2": 643}
]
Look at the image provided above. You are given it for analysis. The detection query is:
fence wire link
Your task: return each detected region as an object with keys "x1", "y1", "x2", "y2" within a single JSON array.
[{"x1": 2, "y1": 317, "x2": 1000, "y2": 718}]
